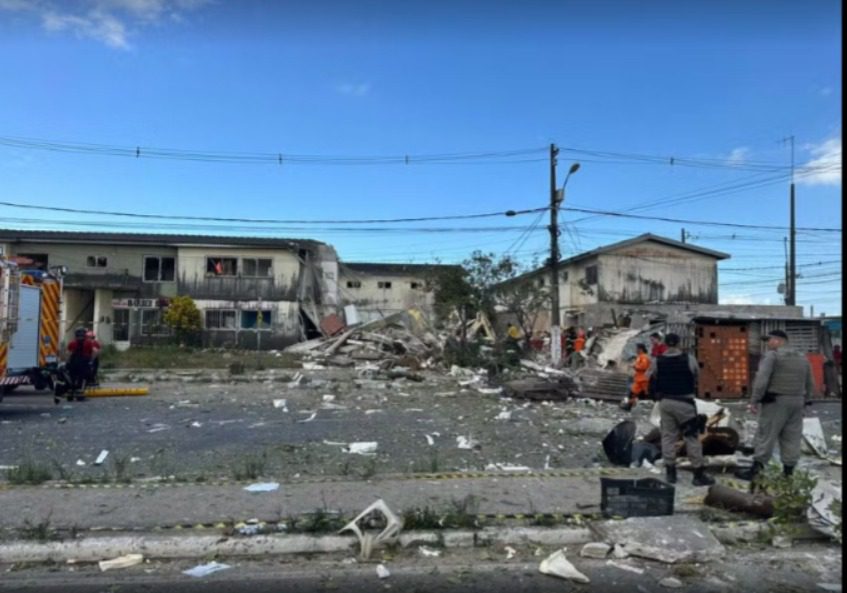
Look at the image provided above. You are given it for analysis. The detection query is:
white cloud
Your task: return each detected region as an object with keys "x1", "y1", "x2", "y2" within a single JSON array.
[
  {"x1": 336, "y1": 83, "x2": 371, "y2": 97},
  {"x1": 721, "y1": 294, "x2": 774, "y2": 306},
  {"x1": 0, "y1": 0, "x2": 212, "y2": 49},
  {"x1": 726, "y1": 146, "x2": 749, "y2": 166},
  {"x1": 798, "y1": 136, "x2": 842, "y2": 186}
]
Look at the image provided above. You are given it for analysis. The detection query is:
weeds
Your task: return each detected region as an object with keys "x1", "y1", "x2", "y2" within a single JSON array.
[
  {"x1": 402, "y1": 496, "x2": 481, "y2": 530},
  {"x1": 231, "y1": 453, "x2": 267, "y2": 481},
  {"x1": 20, "y1": 514, "x2": 57, "y2": 541},
  {"x1": 287, "y1": 508, "x2": 347, "y2": 534},
  {"x1": 112, "y1": 454, "x2": 132, "y2": 483},
  {"x1": 755, "y1": 463, "x2": 817, "y2": 538},
  {"x1": 5, "y1": 459, "x2": 53, "y2": 485}
]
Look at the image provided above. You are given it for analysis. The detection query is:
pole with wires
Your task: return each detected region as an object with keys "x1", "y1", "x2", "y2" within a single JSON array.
[{"x1": 549, "y1": 144, "x2": 561, "y2": 364}]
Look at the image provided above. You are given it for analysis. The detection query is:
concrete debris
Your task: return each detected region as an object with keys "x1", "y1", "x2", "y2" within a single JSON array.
[
  {"x1": 595, "y1": 515, "x2": 725, "y2": 564},
  {"x1": 606, "y1": 560, "x2": 644, "y2": 574},
  {"x1": 424, "y1": 434, "x2": 435, "y2": 446},
  {"x1": 344, "y1": 442, "x2": 378, "y2": 455},
  {"x1": 494, "y1": 407, "x2": 512, "y2": 421},
  {"x1": 297, "y1": 411, "x2": 318, "y2": 423},
  {"x1": 580, "y1": 542, "x2": 611, "y2": 559},
  {"x1": 182, "y1": 561, "x2": 232, "y2": 578},
  {"x1": 98, "y1": 553, "x2": 144, "y2": 572},
  {"x1": 612, "y1": 544, "x2": 629, "y2": 559},
  {"x1": 505, "y1": 546, "x2": 517, "y2": 560},
  {"x1": 803, "y1": 417, "x2": 830, "y2": 459},
  {"x1": 456, "y1": 435, "x2": 479, "y2": 450},
  {"x1": 660, "y1": 576, "x2": 684, "y2": 588},
  {"x1": 76, "y1": 459, "x2": 86, "y2": 466},
  {"x1": 818, "y1": 584, "x2": 843, "y2": 592},
  {"x1": 339, "y1": 499, "x2": 403, "y2": 560},
  {"x1": 376, "y1": 564, "x2": 390, "y2": 579},
  {"x1": 243, "y1": 482, "x2": 280, "y2": 493},
  {"x1": 807, "y1": 478, "x2": 842, "y2": 540},
  {"x1": 503, "y1": 377, "x2": 578, "y2": 401},
  {"x1": 484, "y1": 463, "x2": 531, "y2": 472},
  {"x1": 538, "y1": 549, "x2": 590, "y2": 584},
  {"x1": 418, "y1": 546, "x2": 441, "y2": 557},
  {"x1": 771, "y1": 535, "x2": 792, "y2": 548},
  {"x1": 94, "y1": 450, "x2": 109, "y2": 465}
]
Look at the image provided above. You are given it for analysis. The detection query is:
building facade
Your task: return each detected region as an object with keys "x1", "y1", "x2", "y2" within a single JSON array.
[
  {"x1": 0, "y1": 230, "x2": 339, "y2": 349},
  {"x1": 338, "y1": 263, "x2": 441, "y2": 324}
]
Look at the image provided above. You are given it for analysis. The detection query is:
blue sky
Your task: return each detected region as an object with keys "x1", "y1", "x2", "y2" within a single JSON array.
[{"x1": 0, "y1": 0, "x2": 841, "y2": 314}]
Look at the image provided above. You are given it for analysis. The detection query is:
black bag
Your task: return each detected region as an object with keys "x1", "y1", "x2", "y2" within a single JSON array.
[{"x1": 602, "y1": 420, "x2": 637, "y2": 466}]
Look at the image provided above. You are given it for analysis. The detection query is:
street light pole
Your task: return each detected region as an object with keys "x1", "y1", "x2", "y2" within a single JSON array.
[{"x1": 549, "y1": 144, "x2": 580, "y2": 365}]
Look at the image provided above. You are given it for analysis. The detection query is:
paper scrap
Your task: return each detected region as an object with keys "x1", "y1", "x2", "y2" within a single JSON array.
[
  {"x1": 98, "y1": 553, "x2": 143, "y2": 572},
  {"x1": 182, "y1": 561, "x2": 232, "y2": 578},
  {"x1": 94, "y1": 450, "x2": 109, "y2": 465},
  {"x1": 243, "y1": 482, "x2": 280, "y2": 493}
]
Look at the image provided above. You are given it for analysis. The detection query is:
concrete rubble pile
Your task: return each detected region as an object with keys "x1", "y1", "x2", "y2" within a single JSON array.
[{"x1": 284, "y1": 308, "x2": 442, "y2": 373}]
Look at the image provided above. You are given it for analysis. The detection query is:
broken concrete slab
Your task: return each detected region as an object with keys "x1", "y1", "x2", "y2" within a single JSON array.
[
  {"x1": 593, "y1": 515, "x2": 725, "y2": 564},
  {"x1": 538, "y1": 549, "x2": 590, "y2": 584},
  {"x1": 580, "y1": 542, "x2": 611, "y2": 559}
]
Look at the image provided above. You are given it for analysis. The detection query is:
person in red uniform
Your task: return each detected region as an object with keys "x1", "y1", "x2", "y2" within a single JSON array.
[
  {"x1": 650, "y1": 332, "x2": 668, "y2": 358},
  {"x1": 85, "y1": 330, "x2": 102, "y2": 386},
  {"x1": 66, "y1": 327, "x2": 99, "y2": 388}
]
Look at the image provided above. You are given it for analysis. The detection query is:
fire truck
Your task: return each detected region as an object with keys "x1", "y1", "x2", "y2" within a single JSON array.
[{"x1": 0, "y1": 258, "x2": 65, "y2": 400}]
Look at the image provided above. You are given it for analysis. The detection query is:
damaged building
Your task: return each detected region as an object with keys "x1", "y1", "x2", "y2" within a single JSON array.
[
  {"x1": 338, "y1": 263, "x2": 444, "y2": 324},
  {"x1": 0, "y1": 229, "x2": 339, "y2": 349}
]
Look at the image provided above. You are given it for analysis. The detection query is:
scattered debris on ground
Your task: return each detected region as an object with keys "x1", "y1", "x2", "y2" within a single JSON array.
[{"x1": 539, "y1": 548, "x2": 590, "y2": 583}]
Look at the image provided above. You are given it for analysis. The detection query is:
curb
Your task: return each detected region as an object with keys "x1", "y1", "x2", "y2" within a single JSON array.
[{"x1": 0, "y1": 526, "x2": 593, "y2": 564}]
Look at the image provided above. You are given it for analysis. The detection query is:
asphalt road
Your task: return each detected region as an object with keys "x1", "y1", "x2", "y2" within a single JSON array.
[{"x1": 0, "y1": 368, "x2": 841, "y2": 484}]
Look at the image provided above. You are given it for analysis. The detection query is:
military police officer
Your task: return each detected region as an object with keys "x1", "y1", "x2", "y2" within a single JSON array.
[
  {"x1": 651, "y1": 333, "x2": 715, "y2": 486},
  {"x1": 735, "y1": 329, "x2": 816, "y2": 482}
]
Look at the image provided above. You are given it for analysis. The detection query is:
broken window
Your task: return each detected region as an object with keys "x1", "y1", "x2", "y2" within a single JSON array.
[
  {"x1": 242, "y1": 258, "x2": 273, "y2": 277},
  {"x1": 205, "y1": 309, "x2": 237, "y2": 330},
  {"x1": 241, "y1": 310, "x2": 271, "y2": 329},
  {"x1": 206, "y1": 257, "x2": 237, "y2": 276},
  {"x1": 346, "y1": 280, "x2": 362, "y2": 288},
  {"x1": 86, "y1": 256, "x2": 108, "y2": 267},
  {"x1": 410, "y1": 281, "x2": 422, "y2": 289},
  {"x1": 562, "y1": 270, "x2": 569, "y2": 282},
  {"x1": 112, "y1": 308, "x2": 130, "y2": 341},
  {"x1": 143, "y1": 256, "x2": 176, "y2": 282},
  {"x1": 585, "y1": 265, "x2": 598, "y2": 285},
  {"x1": 17, "y1": 253, "x2": 48, "y2": 270},
  {"x1": 377, "y1": 281, "x2": 392, "y2": 289},
  {"x1": 140, "y1": 309, "x2": 168, "y2": 336}
]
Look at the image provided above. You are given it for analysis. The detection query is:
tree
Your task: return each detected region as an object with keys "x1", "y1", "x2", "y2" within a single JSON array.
[
  {"x1": 494, "y1": 258, "x2": 551, "y2": 347},
  {"x1": 163, "y1": 295, "x2": 202, "y2": 346}
]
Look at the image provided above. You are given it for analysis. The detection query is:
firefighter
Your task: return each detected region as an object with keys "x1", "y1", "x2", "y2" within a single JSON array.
[
  {"x1": 735, "y1": 330, "x2": 816, "y2": 484},
  {"x1": 66, "y1": 327, "x2": 99, "y2": 394},
  {"x1": 651, "y1": 333, "x2": 715, "y2": 486},
  {"x1": 621, "y1": 343, "x2": 651, "y2": 411},
  {"x1": 85, "y1": 330, "x2": 102, "y2": 387}
]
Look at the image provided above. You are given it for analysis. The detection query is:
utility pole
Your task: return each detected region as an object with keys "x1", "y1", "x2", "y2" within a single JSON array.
[
  {"x1": 784, "y1": 136, "x2": 797, "y2": 306},
  {"x1": 549, "y1": 143, "x2": 561, "y2": 364},
  {"x1": 681, "y1": 228, "x2": 686, "y2": 244},
  {"x1": 783, "y1": 236, "x2": 790, "y2": 305}
]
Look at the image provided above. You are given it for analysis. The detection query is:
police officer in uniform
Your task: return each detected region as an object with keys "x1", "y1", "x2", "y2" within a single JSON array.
[
  {"x1": 651, "y1": 333, "x2": 715, "y2": 486},
  {"x1": 735, "y1": 329, "x2": 816, "y2": 482}
]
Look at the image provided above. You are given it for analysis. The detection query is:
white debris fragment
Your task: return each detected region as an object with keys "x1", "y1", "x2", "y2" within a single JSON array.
[
  {"x1": 243, "y1": 482, "x2": 280, "y2": 493},
  {"x1": 182, "y1": 561, "x2": 231, "y2": 578},
  {"x1": 456, "y1": 436, "x2": 478, "y2": 450},
  {"x1": 544, "y1": 455, "x2": 552, "y2": 470},
  {"x1": 190, "y1": 421, "x2": 202, "y2": 428},
  {"x1": 94, "y1": 450, "x2": 109, "y2": 465},
  {"x1": 818, "y1": 584, "x2": 842, "y2": 592},
  {"x1": 612, "y1": 544, "x2": 629, "y2": 559},
  {"x1": 772, "y1": 535, "x2": 792, "y2": 548},
  {"x1": 660, "y1": 576, "x2": 684, "y2": 588},
  {"x1": 376, "y1": 564, "x2": 390, "y2": 579},
  {"x1": 147, "y1": 424, "x2": 170, "y2": 433},
  {"x1": 505, "y1": 546, "x2": 517, "y2": 560},
  {"x1": 322, "y1": 394, "x2": 336, "y2": 402},
  {"x1": 485, "y1": 463, "x2": 531, "y2": 472},
  {"x1": 606, "y1": 560, "x2": 644, "y2": 575},
  {"x1": 273, "y1": 399, "x2": 289, "y2": 411},
  {"x1": 76, "y1": 459, "x2": 86, "y2": 467},
  {"x1": 425, "y1": 434, "x2": 435, "y2": 446},
  {"x1": 476, "y1": 387, "x2": 503, "y2": 395},
  {"x1": 495, "y1": 408, "x2": 512, "y2": 421},
  {"x1": 98, "y1": 553, "x2": 143, "y2": 572},
  {"x1": 297, "y1": 411, "x2": 318, "y2": 423},
  {"x1": 539, "y1": 549, "x2": 590, "y2": 583},
  {"x1": 803, "y1": 417, "x2": 830, "y2": 458},
  {"x1": 302, "y1": 362, "x2": 325, "y2": 370},
  {"x1": 344, "y1": 442, "x2": 378, "y2": 455},
  {"x1": 419, "y1": 546, "x2": 441, "y2": 557}
]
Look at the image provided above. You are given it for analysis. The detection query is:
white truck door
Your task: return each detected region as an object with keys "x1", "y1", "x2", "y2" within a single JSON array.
[{"x1": 7, "y1": 285, "x2": 40, "y2": 371}]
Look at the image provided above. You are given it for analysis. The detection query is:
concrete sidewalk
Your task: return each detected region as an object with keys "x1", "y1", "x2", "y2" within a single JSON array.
[{"x1": 0, "y1": 467, "x2": 720, "y2": 532}]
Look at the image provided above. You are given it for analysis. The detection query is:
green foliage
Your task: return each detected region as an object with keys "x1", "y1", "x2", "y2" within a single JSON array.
[
  {"x1": 756, "y1": 463, "x2": 817, "y2": 538},
  {"x1": 231, "y1": 453, "x2": 267, "y2": 481},
  {"x1": 163, "y1": 295, "x2": 203, "y2": 345},
  {"x1": 401, "y1": 496, "x2": 481, "y2": 530},
  {"x1": 5, "y1": 459, "x2": 53, "y2": 485}
]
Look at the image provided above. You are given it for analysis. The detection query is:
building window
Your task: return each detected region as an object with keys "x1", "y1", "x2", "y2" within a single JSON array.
[
  {"x1": 241, "y1": 310, "x2": 271, "y2": 329},
  {"x1": 585, "y1": 265, "x2": 598, "y2": 285},
  {"x1": 140, "y1": 309, "x2": 169, "y2": 336},
  {"x1": 410, "y1": 281, "x2": 422, "y2": 289},
  {"x1": 562, "y1": 270, "x2": 569, "y2": 282},
  {"x1": 86, "y1": 256, "x2": 108, "y2": 268},
  {"x1": 537, "y1": 277, "x2": 546, "y2": 288},
  {"x1": 346, "y1": 280, "x2": 362, "y2": 288},
  {"x1": 378, "y1": 281, "x2": 392, "y2": 289},
  {"x1": 205, "y1": 309, "x2": 237, "y2": 330},
  {"x1": 144, "y1": 256, "x2": 176, "y2": 282},
  {"x1": 206, "y1": 257, "x2": 238, "y2": 276},
  {"x1": 112, "y1": 309, "x2": 130, "y2": 341},
  {"x1": 17, "y1": 253, "x2": 48, "y2": 270},
  {"x1": 242, "y1": 258, "x2": 273, "y2": 277}
]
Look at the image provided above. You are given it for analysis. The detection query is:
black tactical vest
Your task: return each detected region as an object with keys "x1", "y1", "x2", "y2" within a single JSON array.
[{"x1": 655, "y1": 354, "x2": 696, "y2": 397}]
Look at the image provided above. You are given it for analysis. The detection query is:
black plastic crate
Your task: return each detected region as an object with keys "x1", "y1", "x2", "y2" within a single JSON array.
[{"x1": 600, "y1": 477, "x2": 675, "y2": 518}]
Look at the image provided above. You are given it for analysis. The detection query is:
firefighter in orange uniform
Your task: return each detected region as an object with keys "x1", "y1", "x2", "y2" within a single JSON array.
[{"x1": 622, "y1": 343, "x2": 651, "y2": 411}]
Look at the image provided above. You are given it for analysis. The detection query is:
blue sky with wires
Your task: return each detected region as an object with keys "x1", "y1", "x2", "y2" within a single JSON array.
[{"x1": 0, "y1": 0, "x2": 841, "y2": 314}]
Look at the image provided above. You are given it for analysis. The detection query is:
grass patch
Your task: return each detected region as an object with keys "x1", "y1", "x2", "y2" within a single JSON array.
[
  {"x1": 287, "y1": 508, "x2": 347, "y2": 534},
  {"x1": 5, "y1": 459, "x2": 53, "y2": 485},
  {"x1": 99, "y1": 344, "x2": 301, "y2": 370},
  {"x1": 402, "y1": 496, "x2": 482, "y2": 530},
  {"x1": 19, "y1": 515, "x2": 57, "y2": 541},
  {"x1": 231, "y1": 453, "x2": 267, "y2": 481}
]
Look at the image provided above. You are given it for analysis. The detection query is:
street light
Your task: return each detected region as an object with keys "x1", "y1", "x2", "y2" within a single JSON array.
[{"x1": 549, "y1": 159, "x2": 580, "y2": 365}]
